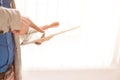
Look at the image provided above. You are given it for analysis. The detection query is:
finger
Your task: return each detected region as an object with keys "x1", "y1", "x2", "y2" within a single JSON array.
[{"x1": 21, "y1": 17, "x2": 30, "y2": 25}]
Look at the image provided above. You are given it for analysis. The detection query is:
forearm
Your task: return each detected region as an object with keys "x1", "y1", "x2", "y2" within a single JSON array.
[
  {"x1": 24, "y1": 17, "x2": 45, "y2": 33},
  {"x1": 30, "y1": 22, "x2": 45, "y2": 33}
]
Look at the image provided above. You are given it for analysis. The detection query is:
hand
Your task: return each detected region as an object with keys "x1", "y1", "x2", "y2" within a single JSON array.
[
  {"x1": 12, "y1": 17, "x2": 30, "y2": 35},
  {"x1": 34, "y1": 35, "x2": 53, "y2": 45},
  {"x1": 24, "y1": 17, "x2": 45, "y2": 33}
]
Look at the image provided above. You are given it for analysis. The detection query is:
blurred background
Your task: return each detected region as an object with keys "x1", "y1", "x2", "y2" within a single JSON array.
[{"x1": 15, "y1": 0, "x2": 120, "y2": 80}]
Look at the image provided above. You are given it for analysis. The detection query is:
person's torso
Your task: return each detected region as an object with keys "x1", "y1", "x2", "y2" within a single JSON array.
[{"x1": 0, "y1": 0, "x2": 14, "y2": 73}]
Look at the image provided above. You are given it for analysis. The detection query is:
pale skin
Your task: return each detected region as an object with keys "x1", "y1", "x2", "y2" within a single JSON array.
[{"x1": 12, "y1": 17, "x2": 59, "y2": 35}]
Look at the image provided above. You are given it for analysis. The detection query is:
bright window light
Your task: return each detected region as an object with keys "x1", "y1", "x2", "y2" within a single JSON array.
[{"x1": 16, "y1": 0, "x2": 119, "y2": 70}]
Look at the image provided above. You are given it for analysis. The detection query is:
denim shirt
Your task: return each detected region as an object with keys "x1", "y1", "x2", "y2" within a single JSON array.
[{"x1": 0, "y1": 0, "x2": 11, "y2": 8}]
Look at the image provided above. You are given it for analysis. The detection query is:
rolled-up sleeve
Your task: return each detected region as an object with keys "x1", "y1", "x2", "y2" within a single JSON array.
[{"x1": 0, "y1": 7, "x2": 21, "y2": 32}]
